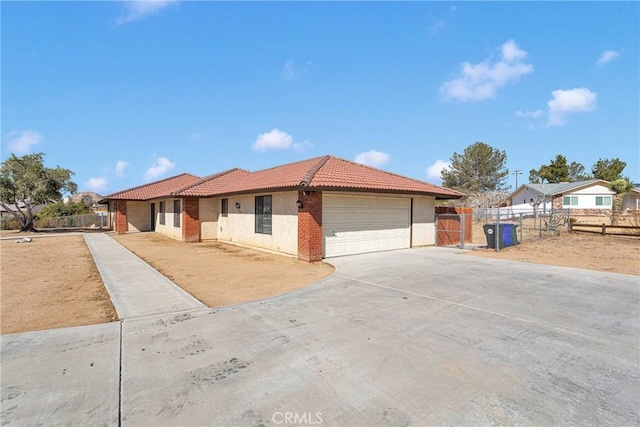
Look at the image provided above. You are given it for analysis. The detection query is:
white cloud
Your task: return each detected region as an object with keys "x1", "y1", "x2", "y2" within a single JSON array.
[
  {"x1": 252, "y1": 129, "x2": 293, "y2": 151},
  {"x1": 292, "y1": 140, "x2": 313, "y2": 153},
  {"x1": 596, "y1": 50, "x2": 620, "y2": 66},
  {"x1": 426, "y1": 160, "x2": 451, "y2": 183},
  {"x1": 515, "y1": 109, "x2": 544, "y2": 119},
  {"x1": 516, "y1": 87, "x2": 597, "y2": 127},
  {"x1": 189, "y1": 131, "x2": 204, "y2": 140},
  {"x1": 281, "y1": 60, "x2": 312, "y2": 80},
  {"x1": 144, "y1": 155, "x2": 176, "y2": 181},
  {"x1": 547, "y1": 87, "x2": 597, "y2": 126},
  {"x1": 355, "y1": 150, "x2": 390, "y2": 168},
  {"x1": 116, "y1": 0, "x2": 178, "y2": 26},
  {"x1": 440, "y1": 39, "x2": 533, "y2": 102},
  {"x1": 429, "y1": 21, "x2": 445, "y2": 36},
  {"x1": 85, "y1": 177, "x2": 109, "y2": 193},
  {"x1": 114, "y1": 161, "x2": 129, "y2": 177},
  {"x1": 3, "y1": 130, "x2": 44, "y2": 155}
]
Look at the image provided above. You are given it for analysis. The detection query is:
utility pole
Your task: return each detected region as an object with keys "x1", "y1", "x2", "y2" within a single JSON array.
[{"x1": 512, "y1": 170, "x2": 522, "y2": 189}]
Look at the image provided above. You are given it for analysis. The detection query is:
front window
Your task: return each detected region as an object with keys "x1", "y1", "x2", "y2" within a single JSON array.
[
  {"x1": 562, "y1": 196, "x2": 578, "y2": 206},
  {"x1": 255, "y1": 195, "x2": 272, "y2": 234},
  {"x1": 595, "y1": 196, "x2": 611, "y2": 206},
  {"x1": 173, "y1": 200, "x2": 181, "y2": 227}
]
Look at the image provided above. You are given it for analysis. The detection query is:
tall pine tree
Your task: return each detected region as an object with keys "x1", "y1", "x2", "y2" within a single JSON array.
[{"x1": 441, "y1": 142, "x2": 509, "y2": 193}]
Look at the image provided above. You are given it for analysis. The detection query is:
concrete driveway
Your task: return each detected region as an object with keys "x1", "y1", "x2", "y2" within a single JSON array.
[{"x1": 2, "y1": 247, "x2": 639, "y2": 425}]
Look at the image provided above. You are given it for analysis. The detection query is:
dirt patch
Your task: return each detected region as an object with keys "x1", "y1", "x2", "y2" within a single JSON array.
[
  {"x1": 1, "y1": 235, "x2": 118, "y2": 334},
  {"x1": 467, "y1": 232, "x2": 640, "y2": 276},
  {"x1": 112, "y1": 233, "x2": 335, "y2": 307}
]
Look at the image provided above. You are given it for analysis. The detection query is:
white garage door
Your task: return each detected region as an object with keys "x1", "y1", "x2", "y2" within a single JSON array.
[{"x1": 323, "y1": 195, "x2": 410, "y2": 258}]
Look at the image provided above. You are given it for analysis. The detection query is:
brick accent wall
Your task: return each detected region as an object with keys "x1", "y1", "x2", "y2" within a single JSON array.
[
  {"x1": 182, "y1": 198, "x2": 201, "y2": 243},
  {"x1": 115, "y1": 200, "x2": 127, "y2": 234},
  {"x1": 297, "y1": 190, "x2": 323, "y2": 262}
]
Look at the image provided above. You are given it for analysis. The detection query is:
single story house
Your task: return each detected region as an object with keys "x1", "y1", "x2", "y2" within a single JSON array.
[
  {"x1": 102, "y1": 155, "x2": 463, "y2": 261},
  {"x1": 623, "y1": 186, "x2": 640, "y2": 212},
  {"x1": 509, "y1": 180, "x2": 615, "y2": 215},
  {"x1": 64, "y1": 191, "x2": 108, "y2": 213},
  {"x1": 0, "y1": 202, "x2": 46, "y2": 226}
]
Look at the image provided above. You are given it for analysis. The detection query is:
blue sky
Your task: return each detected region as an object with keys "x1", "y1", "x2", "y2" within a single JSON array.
[{"x1": 2, "y1": 1, "x2": 638, "y2": 195}]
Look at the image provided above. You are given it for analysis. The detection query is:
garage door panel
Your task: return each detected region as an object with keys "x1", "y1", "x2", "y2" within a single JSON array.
[{"x1": 323, "y1": 195, "x2": 410, "y2": 258}]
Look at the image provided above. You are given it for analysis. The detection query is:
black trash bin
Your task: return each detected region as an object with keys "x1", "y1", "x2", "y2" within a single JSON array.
[
  {"x1": 483, "y1": 224, "x2": 519, "y2": 248},
  {"x1": 483, "y1": 224, "x2": 498, "y2": 248}
]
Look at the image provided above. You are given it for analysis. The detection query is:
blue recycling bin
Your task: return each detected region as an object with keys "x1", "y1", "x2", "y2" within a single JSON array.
[
  {"x1": 501, "y1": 223, "x2": 514, "y2": 247},
  {"x1": 483, "y1": 224, "x2": 519, "y2": 248}
]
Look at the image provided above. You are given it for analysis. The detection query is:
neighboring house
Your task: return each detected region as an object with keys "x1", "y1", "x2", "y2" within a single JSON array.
[
  {"x1": 64, "y1": 191, "x2": 108, "y2": 212},
  {"x1": 0, "y1": 202, "x2": 46, "y2": 227},
  {"x1": 623, "y1": 185, "x2": 640, "y2": 212},
  {"x1": 509, "y1": 180, "x2": 615, "y2": 215},
  {"x1": 102, "y1": 155, "x2": 463, "y2": 261}
]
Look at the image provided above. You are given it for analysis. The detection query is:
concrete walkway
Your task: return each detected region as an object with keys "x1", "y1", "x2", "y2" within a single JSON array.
[
  {"x1": 83, "y1": 233, "x2": 206, "y2": 319},
  {"x1": 2, "y1": 246, "x2": 638, "y2": 425}
]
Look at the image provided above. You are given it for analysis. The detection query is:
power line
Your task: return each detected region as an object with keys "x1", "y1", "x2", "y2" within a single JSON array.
[{"x1": 512, "y1": 170, "x2": 522, "y2": 189}]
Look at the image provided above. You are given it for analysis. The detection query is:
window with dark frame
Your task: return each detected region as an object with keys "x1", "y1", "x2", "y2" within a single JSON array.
[
  {"x1": 174, "y1": 200, "x2": 181, "y2": 227},
  {"x1": 159, "y1": 201, "x2": 165, "y2": 225},
  {"x1": 222, "y1": 198, "x2": 228, "y2": 217},
  {"x1": 595, "y1": 196, "x2": 611, "y2": 206},
  {"x1": 255, "y1": 195, "x2": 272, "y2": 235}
]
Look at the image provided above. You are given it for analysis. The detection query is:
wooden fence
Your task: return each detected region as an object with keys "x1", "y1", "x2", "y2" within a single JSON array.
[{"x1": 569, "y1": 222, "x2": 640, "y2": 237}]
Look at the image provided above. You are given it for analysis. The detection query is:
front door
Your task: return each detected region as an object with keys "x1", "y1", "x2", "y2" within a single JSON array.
[{"x1": 150, "y1": 203, "x2": 156, "y2": 231}]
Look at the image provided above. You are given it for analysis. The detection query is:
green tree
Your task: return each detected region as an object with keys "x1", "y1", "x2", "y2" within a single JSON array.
[
  {"x1": 528, "y1": 168, "x2": 543, "y2": 184},
  {"x1": 441, "y1": 142, "x2": 509, "y2": 193},
  {"x1": 568, "y1": 161, "x2": 591, "y2": 182},
  {"x1": 592, "y1": 158, "x2": 627, "y2": 181},
  {"x1": 38, "y1": 201, "x2": 91, "y2": 218},
  {"x1": 0, "y1": 153, "x2": 77, "y2": 231},
  {"x1": 530, "y1": 155, "x2": 589, "y2": 183},
  {"x1": 609, "y1": 178, "x2": 634, "y2": 225},
  {"x1": 541, "y1": 154, "x2": 569, "y2": 183}
]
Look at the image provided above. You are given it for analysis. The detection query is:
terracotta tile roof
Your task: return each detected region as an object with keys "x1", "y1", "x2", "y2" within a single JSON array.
[
  {"x1": 103, "y1": 155, "x2": 463, "y2": 201},
  {"x1": 103, "y1": 173, "x2": 201, "y2": 201},
  {"x1": 309, "y1": 156, "x2": 464, "y2": 197},
  {"x1": 214, "y1": 155, "x2": 463, "y2": 198},
  {"x1": 213, "y1": 157, "x2": 328, "y2": 195},
  {"x1": 172, "y1": 168, "x2": 250, "y2": 197}
]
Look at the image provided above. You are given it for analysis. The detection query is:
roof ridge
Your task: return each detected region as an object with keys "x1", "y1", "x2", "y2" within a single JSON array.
[
  {"x1": 171, "y1": 168, "x2": 247, "y2": 196},
  {"x1": 249, "y1": 156, "x2": 325, "y2": 175},
  {"x1": 103, "y1": 173, "x2": 199, "y2": 199},
  {"x1": 315, "y1": 155, "x2": 464, "y2": 196},
  {"x1": 300, "y1": 155, "x2": 331, "y2": 186}
]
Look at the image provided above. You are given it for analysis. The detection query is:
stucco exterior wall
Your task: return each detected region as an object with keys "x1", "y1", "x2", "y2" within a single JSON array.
[
  {"x1": 199, "y1": 198, "x2": 219, "y2": 240},
  {"x1": 154, "y1": 198, "x2": 182, "y2": 240},
  {"x1": 217, "y1": 191, "x2": 298, "y2": 255},
  {"x1": 563, "y1": 185, "x2": 615, "y2": 209},
  {"x1": 127, "y1": 201, "x2": 151, "y2": 232},
  {"x1": 411, "y1": 196, "x2": 436, "y2": 246},
  {"x1": 623, "y1": 192, "x2": 640, "y2": 212},
  {"x1": 510, "y1": 188, "x2": 552, "y2": 212},
  {"x1": 107, "y1": 201, "x2": 116, "y2": 229}
]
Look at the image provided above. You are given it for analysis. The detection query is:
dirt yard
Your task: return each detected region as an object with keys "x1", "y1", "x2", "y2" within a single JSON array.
[
  {"x1": 2, "y1": 229, "x2": 635, "y2": 335},
  {"x1": 468, "y1": 232, "x2": 640, "y2": 276},
  {"x1": 0, "y1": 235, "x2": 118, "y2": 334},
  {"x1": 112, "y1": 233, "x2": 335, "y2": 307}
]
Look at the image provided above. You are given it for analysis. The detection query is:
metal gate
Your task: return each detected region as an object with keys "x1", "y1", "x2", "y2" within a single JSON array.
[{"x1": 435, "y1": 207, "x2": 473, "y2": 248}]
